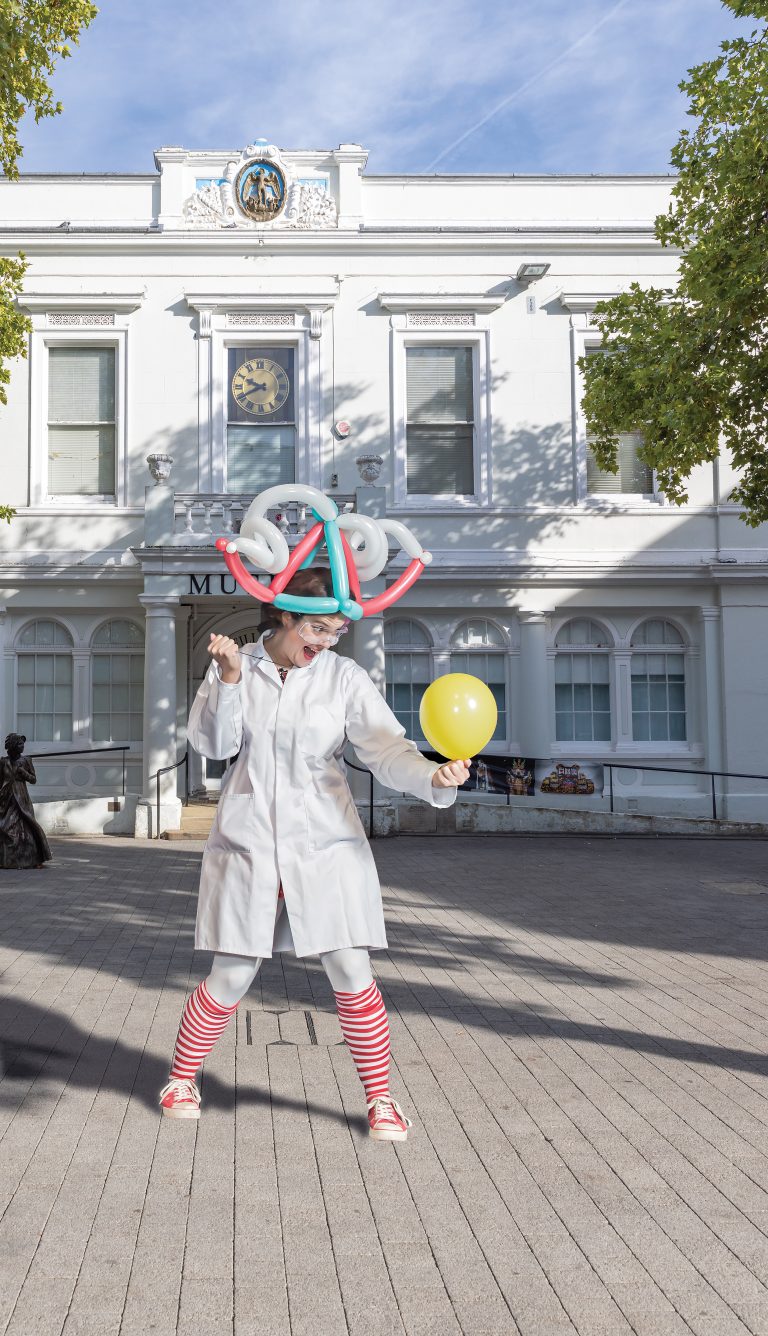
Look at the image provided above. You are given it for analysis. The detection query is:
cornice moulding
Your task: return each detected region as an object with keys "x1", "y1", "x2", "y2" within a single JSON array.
[
  {"x1": 559, "y1": 291, "x2": 620, "y2": 312},
  {"x1": 378, "y1": 292, "x2": 507, "y2": 313},
  {"x1": 18, "y1": 291, "x2": 145, "y2": 313},
  {"x1": 185, "y1": 284, "x2": 339, "y2": 313}
]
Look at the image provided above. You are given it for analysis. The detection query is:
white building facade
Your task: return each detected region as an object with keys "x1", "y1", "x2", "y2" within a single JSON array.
[{"x1": 2, "y1": 137, "x2": 767, "y2": 834}]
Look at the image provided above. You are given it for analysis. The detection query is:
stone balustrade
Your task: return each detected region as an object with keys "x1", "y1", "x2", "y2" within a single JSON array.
[{"x1": 172, "y1": 493, "x2": 355, "y2": 544}]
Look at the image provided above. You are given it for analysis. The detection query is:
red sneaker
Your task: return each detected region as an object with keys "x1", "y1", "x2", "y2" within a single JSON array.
[
  {"x1": 367, "y1": 1096, "x2": 412, "y2": 1142},
  {"x1": 159, "y1": 1077, "x2": 201, "y2": 1119}
]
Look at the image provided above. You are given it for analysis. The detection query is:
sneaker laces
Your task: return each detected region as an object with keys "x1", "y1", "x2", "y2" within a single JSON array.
[
  {"x1": 368, "y1": 1096, "x2": 412, "y2": 1128},
  {"x1": 159, "y1": 1077, "x2": 200, "y2": 1106}
]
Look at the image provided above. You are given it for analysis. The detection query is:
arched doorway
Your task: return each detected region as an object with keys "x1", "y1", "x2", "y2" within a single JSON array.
[{"x1": 188, "y1": 607, "x2": 265, "y2": 794}]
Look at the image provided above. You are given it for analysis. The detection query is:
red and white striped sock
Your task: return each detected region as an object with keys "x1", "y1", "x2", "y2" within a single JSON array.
[
  {"x1": 169, "y1": 978, "x2": 239, "y2": 1082},
  {"x1": 334, "y1": 980, "x2": 391, "y2": 1103}
]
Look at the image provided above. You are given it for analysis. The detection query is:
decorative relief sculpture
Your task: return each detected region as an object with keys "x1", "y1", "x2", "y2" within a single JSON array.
[{"x1": 182, "y1": 140, "x2": 337, "y2": 231}]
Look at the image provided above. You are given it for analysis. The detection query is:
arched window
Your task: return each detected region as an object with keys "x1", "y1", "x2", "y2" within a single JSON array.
[
  {"x1": 450, "y1": 620, "x2": 506, "y2": 743},
  {"x1": 384, "y1": 618, "x2": 431, "y2": 741},
  {"x1": 630, "y1": 620, "x2": 686, "y2": 741},
  {"x1": 16, "y1": 620, "x2": 74, "y2": 742},
  {"x1": 555, "y1": 619, "x2": 611, "y2": 742},
  {"x1": 91, "y1": 620, "x2": 145, "y2": 742}
]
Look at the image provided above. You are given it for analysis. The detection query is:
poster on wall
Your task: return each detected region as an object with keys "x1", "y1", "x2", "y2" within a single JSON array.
[
  {"x1": 423, "y1": 753, "x2": 604, "y2": 798},
  {"x1": 534, "y1": 760, "x2": 604, "y2": 798}
]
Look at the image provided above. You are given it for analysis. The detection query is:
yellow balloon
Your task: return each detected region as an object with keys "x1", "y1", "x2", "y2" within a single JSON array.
[{"x1": 419, "y1": 673, "x2": 498, "y2": 760}]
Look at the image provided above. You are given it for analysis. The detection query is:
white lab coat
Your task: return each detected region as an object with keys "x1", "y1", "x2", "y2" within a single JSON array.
[{"x1": 188, "y1": 633, "x2": 455, "y2": 958}]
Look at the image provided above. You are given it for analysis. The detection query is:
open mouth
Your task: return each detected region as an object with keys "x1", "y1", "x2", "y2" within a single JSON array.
[{"x1": 303, "y1": 646, "x2": 319, "y2": 663}]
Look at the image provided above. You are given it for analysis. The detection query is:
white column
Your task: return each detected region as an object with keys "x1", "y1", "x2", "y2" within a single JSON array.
[
  {"x1": 612, "y1": 651, "x2": 635, "y2": 751},
  {"x1": 197, "y1": 307, "x2": 214, "y2": 492},
  {"x1": 518, "y1": 611, "x2": 552, "y2": 757},
  {"x1": 698, "y1": 606, "x2": 723, "y2": 772},
  {"x1": 71, "y1": 650, "x2": 92, "y2": 741},
  {"x1": 140, "y1": 595, "x2": 182, "y2": 833}
]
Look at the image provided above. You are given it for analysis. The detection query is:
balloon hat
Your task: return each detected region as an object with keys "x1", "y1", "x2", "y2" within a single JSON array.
[{"x1": 214, "y1": 483, "x2": 432, "y2": 621}]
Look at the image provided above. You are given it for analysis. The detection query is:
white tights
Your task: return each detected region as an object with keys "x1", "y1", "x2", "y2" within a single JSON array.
[{"x1": 206, "y1": 901, "x2": 374, "y2": 1006}]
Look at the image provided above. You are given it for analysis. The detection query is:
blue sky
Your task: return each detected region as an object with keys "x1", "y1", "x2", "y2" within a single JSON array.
[{"x1": 17, "y1": 0, "x2": 753, "y2": 176}]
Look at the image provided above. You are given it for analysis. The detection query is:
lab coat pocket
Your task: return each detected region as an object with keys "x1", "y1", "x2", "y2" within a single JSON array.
[
  {"x1": 207, "y1": 793, "x2": 260, "y2": 854},
  {"x1": 305, "y1": 775, "x2": 362, "y2": 852}
]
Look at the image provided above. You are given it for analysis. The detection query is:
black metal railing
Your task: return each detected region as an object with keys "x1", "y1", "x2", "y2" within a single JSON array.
[
  {"x1": 150, "y1": 752, "x2": 189, "y2": 839},
  {"x1": 604, "y1": 761, "x2": 768, "y2": 823},
  {"x1": 343, "y1": 755, "x2": 376, "y2": 837},
  {"x1": 27, "y1": 745, "x2": 131, "y2": 797}
]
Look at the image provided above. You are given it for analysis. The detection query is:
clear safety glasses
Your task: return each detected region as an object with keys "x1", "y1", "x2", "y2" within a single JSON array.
[{"x1": 297, "y1": 620, "x2": 349, "y2": 648}]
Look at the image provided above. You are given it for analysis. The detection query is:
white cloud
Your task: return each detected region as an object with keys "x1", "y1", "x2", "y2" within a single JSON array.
[{"x1": 15, "y1": 0, "x2": 753, "y2": 175}]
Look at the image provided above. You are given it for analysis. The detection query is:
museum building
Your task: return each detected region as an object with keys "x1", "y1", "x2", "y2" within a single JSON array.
[{"x1": 1, "y1": 137, "x2": 767, "y2": 834}]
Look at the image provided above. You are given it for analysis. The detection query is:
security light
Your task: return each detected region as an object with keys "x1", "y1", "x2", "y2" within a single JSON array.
[{"x1": 516, "y1": 262, "x2": 550, "y2": 284}]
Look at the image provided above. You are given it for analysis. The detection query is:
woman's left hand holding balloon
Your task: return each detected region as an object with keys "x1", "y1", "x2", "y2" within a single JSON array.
[{"x1": 431, "y1": 759, "x2": 471, "y2": 788}]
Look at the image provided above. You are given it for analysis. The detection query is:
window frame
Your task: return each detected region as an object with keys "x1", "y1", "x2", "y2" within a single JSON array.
[
  {"x1": 553, "y1": 619, "x2": 613, "y2": 746},
  {"x1": 30, "y1": 328, "x2": 128, "y2": 509},
  {"x1": 629, "y1": 618, "x2": 688, "y2": 746},
  {"x1": 223, "y1": 342, "x2": 298, "y2": 495},
  {"x1": 571, "y1": 321, "x2": 662, "y2": 508},
  {"x1": 449, "y1": 619, "x2": 509, "y2": 747},
  {"x1": 90, "y1": 619, "x2": 145, "y2": 746},
  {"x1": 14, "y1": 618, "x2": 75, "y2": 746},
  {"x1": 384, "y1": 617, "x2": 433, "y2": 743},
  {"x1": 390, "y1": 325, "x2": 492, "y2": 509}
]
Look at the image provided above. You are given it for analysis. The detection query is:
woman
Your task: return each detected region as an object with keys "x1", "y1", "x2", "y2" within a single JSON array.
[{"x1": 160, "y1": 568, "x2": 468, "y2": 1140}]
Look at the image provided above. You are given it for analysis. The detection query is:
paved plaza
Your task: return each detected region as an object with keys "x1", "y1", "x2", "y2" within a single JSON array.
[{"x1": 2, "y1": 833, "x2": 768, "y2": 1335}]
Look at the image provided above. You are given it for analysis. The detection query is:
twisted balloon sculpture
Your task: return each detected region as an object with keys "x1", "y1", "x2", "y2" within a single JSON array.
[{"x1": 215, "y1": 484, "x2": 432, "y2": 620}]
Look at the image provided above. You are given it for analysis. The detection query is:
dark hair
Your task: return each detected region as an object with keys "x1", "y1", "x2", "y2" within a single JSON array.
[{"x1": 257, "y1": 567, "x2": 337, "y2": 634}]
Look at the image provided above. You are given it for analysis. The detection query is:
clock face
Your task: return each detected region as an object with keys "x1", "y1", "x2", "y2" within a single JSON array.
[{"x1": 231, "y1": 357, "x2": 291, "y2": 416}]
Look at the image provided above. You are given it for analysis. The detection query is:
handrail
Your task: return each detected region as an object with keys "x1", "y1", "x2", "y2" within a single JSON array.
[
  {"x1": 27, "y1": 745, "x2": 130, "y2": 798},
  {"x1": 343, "y1": 754, "x2": 375, "y2": 838},
  {"x1": 150, "y1": 752, "x2": 189, "y2": 839},
  {"x1": 603, "y1": 760, "x2": 768, "y2": 822}
]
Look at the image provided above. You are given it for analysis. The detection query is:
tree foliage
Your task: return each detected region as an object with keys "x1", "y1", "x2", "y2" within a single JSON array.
[
  {"x1": 580, "y1": 1, "x2": 768, "y2": 525},
  {"x1": 0, "y1": 0, "x2": 96, "y2": 521}
]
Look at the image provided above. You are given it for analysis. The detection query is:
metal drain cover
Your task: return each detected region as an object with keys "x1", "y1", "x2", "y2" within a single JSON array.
[{"x1": 244, "y1": 1009, "x2": 345, "y2": 1047}]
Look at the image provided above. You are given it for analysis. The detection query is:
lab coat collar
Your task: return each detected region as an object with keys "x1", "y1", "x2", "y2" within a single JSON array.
[{"x1": 248, "y1": 630, "x2": 325, "y2": 684}]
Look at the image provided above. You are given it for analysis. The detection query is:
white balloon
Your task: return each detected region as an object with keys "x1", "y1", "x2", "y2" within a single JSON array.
[
  {"x1": 378, "y1": 518, "x2": 426, "y2": 561},
  {"x1": 337, "y1": 512, "x2": 389, "y2": 581},
  {"x1": 247, "y1": 483, "x2": 337, "y2": 523},
  {"x1": 235, "y1": 511, "x2": 290, "y2": 573}
]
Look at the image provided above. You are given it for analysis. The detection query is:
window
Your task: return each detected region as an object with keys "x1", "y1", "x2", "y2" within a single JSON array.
[
  {"x1": 555, "y1": 619, "x2": 611, "y2": 742},
  {"x1": 16, "y1": 620, "x2": 73, "y2": 742},
  {"x1": 584, "y1": 350, "x2": 652, "y2": 496},
  {"x1": 91, "y1": 620, "x2": 145, "y2": 743},
  {"x1": 631, "y1": 620, "x2": 686, "y2": 742},
  {"x1": 406, "y1": 346, "x2": 474, "y2": 495},
  {"x1": 384, "y1": 619, "x2": 431, "y2": 741},
  {"x1": 450, "y1": 620, "x2": 507, "y2": 743},
  {"x1": 48, "y1": 347, "x2": 116, "y2": 495},
  {"x1": 226, "y1": 345, "x2": 295, "y2": 492}
]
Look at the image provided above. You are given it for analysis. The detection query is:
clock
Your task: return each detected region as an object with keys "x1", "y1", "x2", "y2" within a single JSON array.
[{"x1": 231, "y1": 356, "x2": 291, "y2": 416}]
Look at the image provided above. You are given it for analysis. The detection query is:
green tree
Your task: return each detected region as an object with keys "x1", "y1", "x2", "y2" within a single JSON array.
[
  {"x1": 0, "y1": 0, "x2": 97, "y2": 523},
  {"x1": 581, "y1": 1, "x2": 768, "y2": 526}
]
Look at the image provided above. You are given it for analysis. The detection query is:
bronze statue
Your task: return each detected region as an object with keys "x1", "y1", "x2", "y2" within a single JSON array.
[{"x1": 0, "y1": 734, "x2": 52, "y2": 869}]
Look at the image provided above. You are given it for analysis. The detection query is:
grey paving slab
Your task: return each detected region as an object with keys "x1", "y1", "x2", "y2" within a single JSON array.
[{"x1": 3, "y1": 834, "x2": 768, "y2": 1334}]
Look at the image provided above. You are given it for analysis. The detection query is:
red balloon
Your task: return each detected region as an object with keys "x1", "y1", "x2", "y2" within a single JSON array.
[
  {"x1": 269, "y1": 522, "x2": 324, "y2": 594},
  {"x1": 216, "y1": 539, "x2": 275, "y2": 603},
  {"x1": 362, "y1": 558, "x2": 424, "y2": 616}
]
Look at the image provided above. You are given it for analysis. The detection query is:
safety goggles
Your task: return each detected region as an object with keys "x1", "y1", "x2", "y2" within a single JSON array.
[{"x1": 296, "y1": 619, "x2": 350, "y2": 648}]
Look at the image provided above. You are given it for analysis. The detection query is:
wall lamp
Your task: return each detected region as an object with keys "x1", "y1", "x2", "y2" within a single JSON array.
[{"x1": 516, "y1": 262, "x2": 550, "y2": 284}]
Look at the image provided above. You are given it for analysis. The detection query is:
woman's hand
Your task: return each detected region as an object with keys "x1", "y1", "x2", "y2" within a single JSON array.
[
  {"x1": 208, "y1": 633, "x2": 242, "y2": 685},
  {"x1": 431, "y1": 758, "x2": 471, "y2": 788}
]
